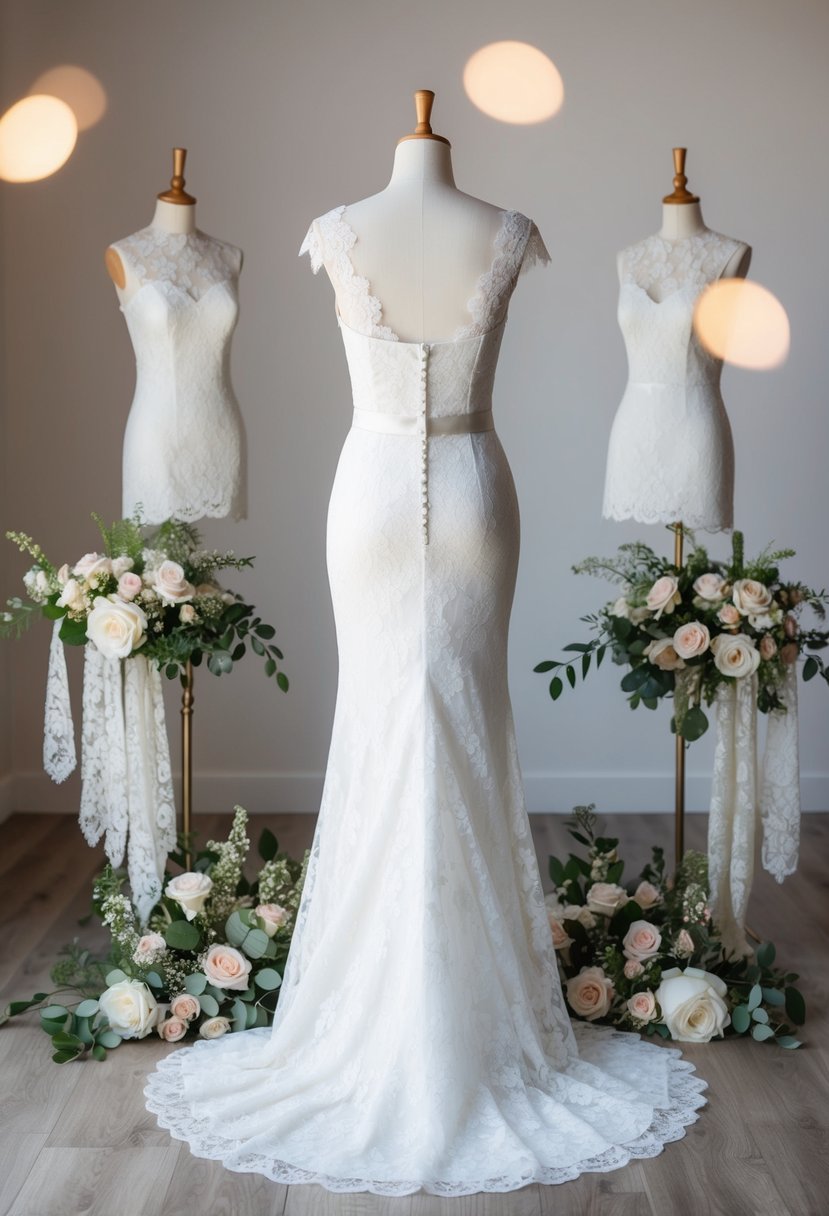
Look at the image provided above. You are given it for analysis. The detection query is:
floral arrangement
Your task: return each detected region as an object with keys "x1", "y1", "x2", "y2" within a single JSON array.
[
  {"x1": 1, "y1": 807, "x2": 309, "y2": 1062},
  {"x1": 2, "y1": 514, "x2": 288, "y2": 688},
  {"x1": 535, "y1": 529, "x2": 828, "y2": 740},
  {"x1": 546, "y1": 806, "x2": 805, "y2": 1047}
]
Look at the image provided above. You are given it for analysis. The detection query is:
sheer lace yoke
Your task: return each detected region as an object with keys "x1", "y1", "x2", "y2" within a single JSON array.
[
  {"x1": 619, "y1": 229, "x2": 744, "y2": 305},
  {"x1": 113, "y1": 226, "x2": 242, "y2": 308},
  {"x1": 299, "y1": 205, "x2": 549, "y2": 345}
]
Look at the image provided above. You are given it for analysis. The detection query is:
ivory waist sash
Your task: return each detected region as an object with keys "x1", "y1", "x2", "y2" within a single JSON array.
[{"x1": 352, "y1": 407, "x2": 495, "y2": 436}]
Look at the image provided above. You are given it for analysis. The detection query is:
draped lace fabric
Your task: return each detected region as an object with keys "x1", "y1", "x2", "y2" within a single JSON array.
[
  {"x1": 76, "y1": 647, "x2": 176, "y2": 925},
  {"x1": 709, "y1": 666, "x2": 801, "y2": 959},
  {"x1": 603, "y1": 228, "x2": 745, "y2": 531},
  {"x1": 43, "y1": 619, "x2": 77, "y2": 783},
  {"x1": 145, "y1": 205, "x2": 707, "y2": 1195},
  {"x1": 113, "y1": 225, "x2": 247, "y2": 523}
]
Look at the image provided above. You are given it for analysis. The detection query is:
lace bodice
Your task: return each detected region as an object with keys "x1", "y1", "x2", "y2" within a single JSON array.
[
  {"x1": 112, "y1": 225, "x2": 246, "y2": 523},
  {"x1": 603, "y1": 228, "x2": 745, "y2": 531}
]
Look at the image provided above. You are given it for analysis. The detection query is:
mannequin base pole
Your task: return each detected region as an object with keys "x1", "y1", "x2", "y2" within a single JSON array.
[{"x1": 181, "y1": 661, "x2": 194, "y2": 870}]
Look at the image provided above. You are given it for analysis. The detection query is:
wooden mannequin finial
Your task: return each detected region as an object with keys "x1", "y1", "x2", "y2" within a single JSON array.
[
  {"x1": 663, "y1": 147, "x2": 699, "y2": 205},
  {"x1": 157, "y1": 147, "x2": 197, "y2": 205},
  {"x1": 397, "y1": 89, "x2": 451, "y2": 146}
]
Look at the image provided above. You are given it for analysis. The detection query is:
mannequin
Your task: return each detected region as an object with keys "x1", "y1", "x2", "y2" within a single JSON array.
[
  {"x1": 321, "y1": 91, "x2": 512, "y2": 341},
  {"x1": 106, "y1": 148, "x2": 246, "y2": 523}
]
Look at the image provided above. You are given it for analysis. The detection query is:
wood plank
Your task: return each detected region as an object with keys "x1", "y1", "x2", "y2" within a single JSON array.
[
  {"x1": 161, "y1": 1150, "x2": 289, "y2": 1216},
  {"x1": 7, "y1": 1145, "x2": 180, "y2": 1216},
  {"x1": 0, "y1": 1132, "x2": 48, "y2": 1216}
]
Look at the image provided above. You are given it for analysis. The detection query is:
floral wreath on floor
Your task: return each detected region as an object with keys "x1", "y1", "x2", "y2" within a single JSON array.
[{"x1": 547, "y1": 806, "x2": 805, "y2": 1048}]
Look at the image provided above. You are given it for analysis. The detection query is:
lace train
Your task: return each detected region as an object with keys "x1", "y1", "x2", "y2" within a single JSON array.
[{"x1": 144, "y1": 1022, "x2": 706, "y2": 1196}]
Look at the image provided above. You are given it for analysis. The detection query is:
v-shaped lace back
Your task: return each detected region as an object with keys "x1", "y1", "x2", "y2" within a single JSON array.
[
  {"x1": 620, "y1": 229, "x2": 743, "y2": 304},
  {"x1": 299, "y1": 205, "x2": 549, "y2": 342},
  {"x1": 113, "y1": 226, "x2": 242, "y2": 302}
]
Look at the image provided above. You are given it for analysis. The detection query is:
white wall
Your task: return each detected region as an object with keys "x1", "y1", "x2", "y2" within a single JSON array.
[{"x1": 2, "y1": 0, "x2": 827, "y2": 817}]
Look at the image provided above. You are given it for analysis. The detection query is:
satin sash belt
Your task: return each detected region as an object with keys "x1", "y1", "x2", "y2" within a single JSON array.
[{"x1": 352, "y1": 407, "x2": 494, "y2": 436}]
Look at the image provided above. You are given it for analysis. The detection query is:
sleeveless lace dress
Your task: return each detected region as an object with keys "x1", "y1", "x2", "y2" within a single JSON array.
[
  {"x1": 603, "y1": 228, "x2": 745, "y2": 531},
  {"x1": 143, "y1": 206, "x2": 707, "y2": 1196},
  {"x1": 112, "y1": 225, "x2": 247, "y2": 523}
]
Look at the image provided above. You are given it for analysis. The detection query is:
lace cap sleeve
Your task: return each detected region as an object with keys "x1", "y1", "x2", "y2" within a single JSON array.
[
  {"x1": 519, "y1": 220, "x2": 550, "y2": 276},
  {"x1": 299, "y1": 219, "x2": 324, "y2": 274}
]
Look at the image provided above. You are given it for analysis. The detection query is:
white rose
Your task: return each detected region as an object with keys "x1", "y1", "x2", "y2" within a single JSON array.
[
  {"x1": 622, "y1": 919, "x2": 662, "y2": 962},
  {"x1": 560, "y1": 903, "x2": 596, "y2": 930},
  {"x1": 165, "y1": 871, "x2": 213, "y2": 920},
  {"x1": 656, "y1": 966, "x2": 731, "y2": 1043},
  {"x1": 645, "y1": 637, "x2": 685, "y2": 671},
  {"x1": 611, "y1": 596, "x2": 631, "y2": 619},
  {"x1": 179, "y1": 603, "x2": 197, "y2": 624},
  {"x1": 200, "y1": 1016, "x2": 232, "y2": 1039},
  {"x1": 255, "y1": 903, "x2": 290, "y2": 938},
  {"x1": 646, "y1": 575, "x2": 681, "y2": 620},
  {"x1": 203, "y1": 943, "x2": 252, "y2": 991},
  {"x1": 73, "y1": 552, "x2": 112, "y2": 580},
  {"x1": 57, "y1": 563, "x2": 70, "y2": 586},
  {"x1": 111, "y1": 555, "x2": 134, "y2": 577},
  {"x1": 586, "y1": 882, "x2": 628, "y2": 917},
  {"x1": 86, "y1": 595, "x2": 147, "y2": 658},
  {"x1": 692, "y1": 573, "x2": 725, "y2": 601},
  {"x1": 153, "y1": 560, "x2": 195, "y2": 604},
  {"x1": 673, "y1": 621, "x2": 710, "y2": 660},
  {"x1": 56, "y1": 577, "x2": 87, "y2": 614},
  {"x1": 710, "y1": 633, "x2": 761, "y2": 679},
  {"x1": 732, "y1": 578, "x2": 773, "y2": 616},
  {"x1": 566, "y1": 966, "x2": 614, "y2": 1021},
  {"x1": 132, "y1": 932, "x2": 167, "y2": 966},
  {"x1": 99, "y1": 979, "x2": 158, "y2": 1039}
]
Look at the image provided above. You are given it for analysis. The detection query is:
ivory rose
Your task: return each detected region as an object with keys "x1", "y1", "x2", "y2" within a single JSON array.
[
  {"x1": 623, "y1": 959, "x2": 644, "y2": 979},
  {"x1": 56, "y1": 578, "x2": 87, "y2": 615},
  {"x1": 86, "y1": 596, "x2": 147, "y2": 659},
  {"x1": 152, "y1": 559, "x2": 195, "y2": 604},
  {"x1": 646, "y1": 575, "x2": 681, "y2": 619},
  {"x1": 692, "y1": 573, "x2": 726, "y2": 601},
  {"x1": 718, "y1": 603, "x2": 741, "y2": 628},
  {"x1": 203, "y1": 943, "x2": 252, "y2": 991},
  {"x1": 132, "y1": 932, "x2": 166, "y2": 966},
  {"x1": 170, "y1": 992, "x2": 201, "y2": 1021},
  {"x1": 759, "y1": 634, "x2": 777, "y2": 660},
  {"x1": 73, "y1": 552, "x2": 112, "y2": 580},
  {"x1": 547, "y1": 911, "x2": 573, "y2": 951},
  {"x1": 156, "y1": 1015, "x2": 188, "y2": 1042},
  {"x1": 622, "y1": 919, "x2": 662, "y2": 962},
  {"x1": 674, "y1": 929, "x2": 695, "y2": 958},
  {"x1": 645, "y1": 637, "x2": 685, "y2": 671},
  {"x1": 563, "y1": 903, "x2": 596, "y2": 930},
  {"x1": 673, "y1": 621, "x2": 710, "y2": 660},
  {"x1": 256, "y1": 903, "x2": 290, "y2": 938},
  {"x1": 633, "y1": 880, "x2": 662, "y2": 910},
  {"x1": 165, "y1": 871, "x2": 213, "y2": 921},
  {"x1": 117, "y1": 571, "x2": 143, "y2": 601},
  {"x1": 57, "y1": 563, "x2": 70, "y2": 586},
  {"x1": 586, "y1": 882, "x2": 628, "y2": 917},
  {"x1": 626, "y1": 991, "x2": 658, "y2": 1023},
  {"x1": 732, "y1": 578, "x2": 772, "y2": 616},
  {"x1": 655, "y1": 966, "x2": 730, "y2": 1043},
  {"x1": 566, "y1": 966, "x2": 614, "y2": 1021},
  {"x1": 99, "y1": 979, "x2": 158, "y2": 1039},
  {"x1": 200, "y1": 1016, "x2": 232, "y2": 1039},
  {"x1": 179, "y1": 603, "x2": 197, "y2": 624},
  {"x1": 111, "y1": 555, "x2": 134, "y2": 577},
  {"x1": 711, "y1": 633, "x2": 760, "y2": 679}
]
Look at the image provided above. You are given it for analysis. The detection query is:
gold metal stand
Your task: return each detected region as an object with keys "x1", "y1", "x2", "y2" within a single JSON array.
[
  {"x1": 180, "y1": 661, "x2": 194, "y2": 870},
  {"x1": 673, "y1": 523, "x2": 685, "y2": 871}
]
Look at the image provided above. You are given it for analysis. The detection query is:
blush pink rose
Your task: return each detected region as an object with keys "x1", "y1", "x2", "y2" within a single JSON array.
[
  {"x1": 784, "y1": 615, "x2": 798, "y2": 639},
  {"x1": 586, "y1": 882, "x2": 628, "y2": 917},
  {"x1": 781, "y1": 642, "x2": 798, "y2": 665},
  {"x1": 623, "y1": 959, "x2": 644, "y2": 979},
  {"x1": 255, "y1": 903, "x2": 290, "y2": 938},
  {"x1": 170, "y1": 993, "x2": 201, "y2": 1021},
  {"x1": 547, "y1": 912, "x2": 573, "y2": 951},
  {"x1": 673, "y1": 621, "x2": 710, "y2": 660},
  {"x1": 203, "y1": 943, "x2": 252, "y2": 991},
  {"x1": 117, "y1": 571, "x2": 143, "y2": 601},
  {"x1": 645, "y1": 637, "x2": 685, "y2": 671},
  {"x1": 693, "y1": 573, "x2": 726, "y2": 601},
  {"x1": 732, "y1": 578, "x2": 773, "y2": 616},
  {"x1": 156, "y1": 1015, "x2": 188, "y2": 1042},
  {"x1": 626, "y1": 991, "x2": 658, "y2": 1022},
  {"x1": 633, "y1": 881, "x2": 662, "y2": 909},
  {"x1": 646, "y1": 575, "x2": 681, "y2": 620},
  {"x1": 153, "y1": 560, "x2": 195, "y2": 604},
  {"x1": 759, "y1": 634, "x2": 777, "y2": 660},
  {"x1": 674, "y1": 929, "x2": 695, "y2": 959},
  {"x1": 718, "y1": 603, "x2": 741, "y2": 628},
  {"x1": 566, "y1": 966, "x2": 614, "y2": 1021},
  {"x1": 622, "y1": 919, "x2": 662, "y2": 962}
]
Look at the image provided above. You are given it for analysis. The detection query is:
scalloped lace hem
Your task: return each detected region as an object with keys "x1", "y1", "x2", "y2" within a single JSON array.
[
  {"x1": 144, "y1": 1023, "x2": 707, "y2": 1196},
  {"x1": 602, "y1": 504, "x2": 732, "y2": 533}
]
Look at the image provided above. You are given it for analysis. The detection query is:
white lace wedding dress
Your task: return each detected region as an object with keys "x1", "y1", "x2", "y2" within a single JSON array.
[
  {"x1": 603, "y1": 228, "x2": 746, "y2": 531},
  {"x1": 144, "y1": 206, "x2": 706, "y2": 1196},
  {"x1": 112, "y1": 225, "x2": 246, "y2": 523}
]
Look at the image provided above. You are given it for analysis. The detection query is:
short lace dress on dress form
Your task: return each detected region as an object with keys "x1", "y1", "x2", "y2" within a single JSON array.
[{"x1": 113, "y1": 225, "x2": 247, "y2": 524}]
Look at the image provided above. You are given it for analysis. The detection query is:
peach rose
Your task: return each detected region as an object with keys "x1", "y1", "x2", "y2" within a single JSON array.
[
  {"x1": 622, "y1": 919, "x2": 662, "y2": 962},
  {"x1": 152, "y1": 559, "x2": 195, "y2": 604},
  {"x1": 132, "y1": 932, "x2": 167, "y2": 966},
  {"x1": 623, "y1": 959, "x2": 644, "y2": 980},
  {"x1": 179, "y1": 603, "x2": 197, "y2": 624},
  {"x1": 170, "y1": 992, "x2": 201, "y2": 1021},
  {"x1": 203, "y1": 943, "x2": 252, "y2": 991},
  {"x1": 784, "y1": 615, "x2": 798, "y2": 639},
  {"x1": 156, "y1": 1015, "x2": 188, "y2": 1042},
  {"x1": 547, "y1": 911, "x2": 573, "y2": 951},
  {"x1": 646, "y1": 575, "x2": 681, "y2": 620},
  {"x1": 256, "y1": 903, "x2": 290, "y2": 938},
  {"x1": 633, "y1": 881, "x2": 662, "y2": 909},
  {"x1": 781, "y1": 642, "x2": 798, "y2": 665},
  {"x1": 718, "y1": 603, "x2": 741, "y2": 628},
  {"x1": 711, "y1": 633, "x2": 760, "y2": 679},
  {"x1": 732, "y1": 578, "x2": 772, "y2": 616},
  {"x1": 626, "y1": 990, "x2": 658, "y2": 1023},
  {"x1": 645, "y1": 637, "x2": 685, "y2": 671},
  {"x1": 586, "y1": 882, "x2": 628, "y2": 917},
  {"x1": 117, "y1": 571, "x2": 143, "y2": 601},
  {"x1": 200, "y1": 1016, "x2": 232, "y2": 1039},
  {"x1": 673, "y1": 621, "x2": 710, "y2": 660},
  {"x1": 674, "y1": 929, "x2": 695, "y2": 958},
  {"x1": 566, "y1": 966, "x2": 614, "y2": 1021},
  {"x1": 759, "y1": 634, "x2": 777, "y2": 660},
  {"x1": 693, "y1": 573, "x2": 726, "y2": 601}
]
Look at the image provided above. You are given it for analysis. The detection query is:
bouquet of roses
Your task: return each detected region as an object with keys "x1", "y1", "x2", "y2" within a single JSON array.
[
  {"x1": 535, "y1": 529, "x2": 828, "y2": 740},
  {"x1": 2, "y1": 514, "x2": 287, "y2": 688},
  {"x1": 1, "y1": 807, "x2": 309, "y2": 1062},
  {"x1": 546, "y1": 806, "x2": 805, "y2": 1048}
]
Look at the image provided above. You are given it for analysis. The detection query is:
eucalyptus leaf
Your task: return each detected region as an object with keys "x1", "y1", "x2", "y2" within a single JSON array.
[
  {"x1": 105, "y1": 969, "x2": 127, "y2": 986},
  {"x1": 199, "y1": 993, "x2": 220, "y2": 1017},
  {"x1": 776, "y1": 1035, "x2": 802, "y2": 1049},
  {"x1": 241, "y1": 928, "x2": 270, "y2": 960},
  {"x1": 91, "y1": 1044, "x2": 108, "y2": 1062},
  {"x1": 184, "y1": 972, "x2": 208, "y2": 996},
  {"x1": 751, "y1": 1023, "x2": 775, "y2": 1041},
  {"x1": 747, "y1": 983, "x2": 762, "y2": 1012},
  {"x1": 96, "y1": 1029, "x2": 122, "y2": 1049},
  {"x1": 254, "y1": 968, "x2": 282, "y2": 991},
  {"x1": 761, "y1": 987, "x2": 785, "y2": 1007},
  {"x1": 41, "y1": 1004, "x2": 69, "y2": 1020},
  {"x1": 755, "y1": 940, "x2": 776, "y2": 968},
  {"x1": 164, "y1": 919, "x2": 201, "y2": 951},
  {"x1": 731, "y1": 1004, "x2": 750, "y2": 1034},
  {"x1": 751, "y1": 1006, "x2": 769, "y2": 1023},
  {"x1": 785, "y1": 986, "x2": 806, "y2": 1025}
]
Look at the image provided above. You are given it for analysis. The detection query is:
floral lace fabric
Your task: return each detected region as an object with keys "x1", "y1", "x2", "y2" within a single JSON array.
[
  {"x1": 603, "y1": 228, "x2": 745, "y2": 531},
  {"x1": 113, "y1": 226, "x2": 246, "y2": 523},
  {"x1": 145, "y1": 206, "x2": 707, "y2": 1194}
]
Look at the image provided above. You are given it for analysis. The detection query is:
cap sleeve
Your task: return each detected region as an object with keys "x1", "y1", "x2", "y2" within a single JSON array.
[
  {"x1": 519, "y1": 220, "x2": 550, "y2": 276},
  {"x1": 299, "y1": 218, "x2": 324, "y2": 274}
]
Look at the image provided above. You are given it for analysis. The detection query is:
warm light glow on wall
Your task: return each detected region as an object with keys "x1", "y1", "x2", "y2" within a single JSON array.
[
  {"x1": 30, "y1": 65, "x2": 107, "y2": 131},
  {"x1": 0, "y1": 94, "x2": 78, "y2": 182},
  {"x1": 694, "y1": 279, "x2": 790, "y2": 370},
  {"x1": 464, "y1": 41, "x2": 564, "y2": 124}
]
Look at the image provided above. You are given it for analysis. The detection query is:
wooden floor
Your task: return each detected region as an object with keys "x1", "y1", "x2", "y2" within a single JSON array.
[{"x1": 1, "y1": 810, "x2": 826, "y2": 1216}]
